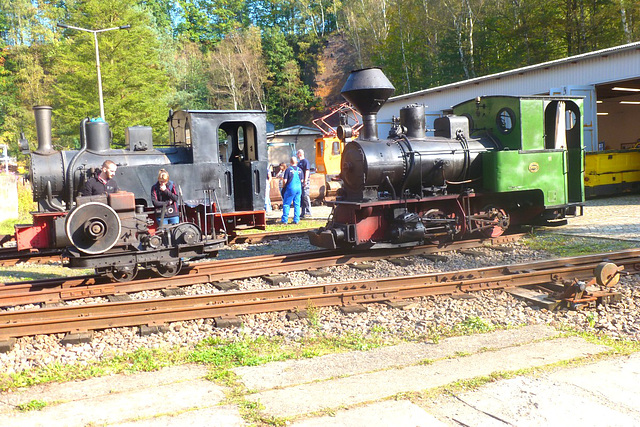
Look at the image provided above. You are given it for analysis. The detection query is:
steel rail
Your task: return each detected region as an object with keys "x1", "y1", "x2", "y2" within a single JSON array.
[
  {"x1": 0, "y1": 235, "x2": 522, "y2": 307},
  {"x1": 0, "y1": 251, "x2": 638, "y2": 340},
  {"x1": 0, "y1": 229, "x2": 312, "y2": 267}
]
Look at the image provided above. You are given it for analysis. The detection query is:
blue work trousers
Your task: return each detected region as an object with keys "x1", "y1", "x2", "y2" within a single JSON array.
[{"x1": 281, "y1": 186, "x2": 301, "y2": 224}]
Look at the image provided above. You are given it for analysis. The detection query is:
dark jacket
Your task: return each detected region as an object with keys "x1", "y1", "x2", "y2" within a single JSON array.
[
  {"x1": 81, "y1": 175, "x2": 119, "y2": 196},
  {"x1": 151, "y1": 181, "x2": 179, "y2": 218}
]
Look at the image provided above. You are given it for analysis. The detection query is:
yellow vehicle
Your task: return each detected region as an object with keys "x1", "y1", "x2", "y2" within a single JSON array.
[
  {"x1": 584, "y1": 149, "x2": 640, "y2": 197},
  {"x1": 315, "y1": 135, "x2": 343, "y2": 179},
  {"x1": 312, "y1": 104, "x2": 362, "y2": 202},
  {"x1": 313, "y1": 103, "x2": 361, "y2": 178}
]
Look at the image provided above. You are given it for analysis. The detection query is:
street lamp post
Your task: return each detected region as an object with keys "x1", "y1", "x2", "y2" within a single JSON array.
[{"x1": 57, "y1": 23, "x2": 131, "y2": 120}]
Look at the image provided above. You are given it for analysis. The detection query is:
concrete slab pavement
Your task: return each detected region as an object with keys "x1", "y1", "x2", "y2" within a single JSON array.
[
  {"x1": 242, "y1": 336, "x2": 609, "y2": 419},
  {"x1": 1, "y1": 326, "x2": 637, "y2": 426},
  {"x1": 233, "y1": 324, "x2": 560, "y2": 391},
  {"x1": 546, "y1": 194, "x2": 640, "y2": 241},
  {"x1": 0, "y1": 365, "x2": 245, "y2": 427},
  {"x1": 423, "y1": 354, "x2": 640, "y2": 426}
]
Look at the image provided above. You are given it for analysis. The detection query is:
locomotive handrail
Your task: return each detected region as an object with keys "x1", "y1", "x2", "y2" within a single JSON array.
[{"x1": 66, "y1": 117, "x2": 89, "y2": 209}]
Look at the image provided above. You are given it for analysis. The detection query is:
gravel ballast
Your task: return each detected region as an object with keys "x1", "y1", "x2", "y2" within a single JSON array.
[{"x1": 0, "y1": 237, "x2": 638, "y2": 375}]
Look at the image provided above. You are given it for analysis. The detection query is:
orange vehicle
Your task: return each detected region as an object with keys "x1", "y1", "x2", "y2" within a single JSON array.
[
  {"x1": 313, "y1": 103, "x2": 362, "y2": 201},
  {"x1": 270, "y1": 104, "x2": 362, "y2": 209}
]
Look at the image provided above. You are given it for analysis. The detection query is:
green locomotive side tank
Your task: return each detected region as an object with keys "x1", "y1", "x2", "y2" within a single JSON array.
[{"x1": 453, "y1": 96, "x2": 585, "y2": 210}]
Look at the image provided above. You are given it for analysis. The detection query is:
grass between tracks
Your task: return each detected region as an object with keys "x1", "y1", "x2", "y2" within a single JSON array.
[{"x1": 523, "y1": 229, "x2": 638, "y2": 256}]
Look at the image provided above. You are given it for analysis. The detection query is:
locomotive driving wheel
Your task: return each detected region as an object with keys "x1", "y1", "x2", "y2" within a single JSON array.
[
  {"x1": 421, "y1": 209, "x2": 463, "y2": 244},
  {"x1": 151, "y1": 259, "x2": 183, "y2": 278},
  {"x1": 474, "y1": 206, "x2": 510, "y2": 238},
  {"x1": 172, "y1": 223, "x2": 202, "y2": 245},
  {"x1": 65, "y1": 202, "x2": 122, "y2": 254},
  {"x1": 104, "y1": 264, "x2": 138, "y2": 282}
]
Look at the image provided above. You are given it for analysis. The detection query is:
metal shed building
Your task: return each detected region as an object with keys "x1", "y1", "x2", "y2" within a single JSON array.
[
  {"x1": 266, "y1": 125, "x2": 322, "y2": 169},
  {"x1": 377, "y1": 41, "x2": 640, "y2": 152}
]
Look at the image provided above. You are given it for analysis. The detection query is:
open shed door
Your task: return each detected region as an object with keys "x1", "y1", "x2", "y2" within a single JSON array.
[{"x1": 550, "y1": 85, "x2": 597, "y2": 152}]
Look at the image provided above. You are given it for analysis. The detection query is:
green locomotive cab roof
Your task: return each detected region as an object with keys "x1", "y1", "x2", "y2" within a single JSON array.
[{"x1": 452, "y1": 95, "x2": 584, "y2": 152}]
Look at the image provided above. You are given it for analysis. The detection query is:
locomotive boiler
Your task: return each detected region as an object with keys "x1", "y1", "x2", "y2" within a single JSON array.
[
  {"x1": 17, "y1": 107, "x2": 269, "y2": 280},
  {"x1": 309, "y1": 68, "x2": 585, "y2": 249}
]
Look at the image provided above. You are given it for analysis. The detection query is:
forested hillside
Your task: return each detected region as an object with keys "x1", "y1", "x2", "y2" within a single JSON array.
[{"x1": 1, "y1": 0, "x2": 639, "y2": 158}]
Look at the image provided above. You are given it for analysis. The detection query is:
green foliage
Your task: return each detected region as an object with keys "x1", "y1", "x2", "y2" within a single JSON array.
[
  {"x1": 262, "y1": 27, "x2": 319, "y2": 128},
  {"x1": 16, "y1": 399, "x2": 47, "y2": 412},
  {"x1": 306, "y1": 299, "x2": 321, "y2": 331},
  {"x1": 53, "y1": 0, "x2": 172, "y2": 148},
  {"x1": 189, "y1": 336, "x2": 285, "y2": 367},
  {"x1": 111, "y1": 347, "x2": 182, "y2": 372},
  {"x1": 165, "y1": 40, "x2": 211, "y2": 110},
  {"x1": 176, "y1": 0, "x2": 250, "y2": 48},
  {"x1": 454, "y1": 316, "x2": 494, "y2": 335},
  {"x1": 521, "y1": 232, "x2": 637, "y2": 256},
  {"x1": 0, "y1": 179, "x2": 37, "y2": 235}
]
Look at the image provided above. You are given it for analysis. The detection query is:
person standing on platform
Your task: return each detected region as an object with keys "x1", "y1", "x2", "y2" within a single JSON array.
[
  {"x1": 151, "y1": 169, "x2": 180, "y2": 226},
  {"x1": 297, "y1": 149, "x2": 312, "y2": 218},
  {"x1": 275, "y1": 162, "x2": 287, "y2": 196},
  {"x1": 280, "y1": 156, "x2": 302, "y2": 224},
  {"x1": 81, "y1": 160, "x2": 119, "y2": 196}
]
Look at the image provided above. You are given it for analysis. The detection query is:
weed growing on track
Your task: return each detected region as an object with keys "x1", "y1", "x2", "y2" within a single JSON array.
[
  {"x1": 16, "y1": 399, "x2": 47, "y2": 412},
  {"x1": 522, "y1": 231, "x2": 637, "y2": 257}
]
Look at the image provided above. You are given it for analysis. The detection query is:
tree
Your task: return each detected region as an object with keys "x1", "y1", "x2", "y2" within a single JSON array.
[
  {"x1": 262, "y1": 27, "x2": 318, "y2": 127},
  {"x1": 166, "y1": 40, "x2": 211, "y2": 110},
  {"x1": 208, "y1": 26, "x2": 266, "y2": 110},
  {"x1": 53, "y1": 0, "x2": 172, "y2": 147},
  {"x1": 0, "y1": 0, "x2": 62, "y2": 156},
  {"x1": 176, "y1": 0, "x2": 250, "y2": 48}
]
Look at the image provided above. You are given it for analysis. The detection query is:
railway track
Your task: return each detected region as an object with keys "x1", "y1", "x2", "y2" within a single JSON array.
[
  {"x1": 0, "y1": 244, "x2": 637, "y2": 343},
  {"x1": 0, "y1": 235, "x2": 521, "y2": 307},
  {"x1": 0, "y1": 228, "x2": 313, "y2": 267}
]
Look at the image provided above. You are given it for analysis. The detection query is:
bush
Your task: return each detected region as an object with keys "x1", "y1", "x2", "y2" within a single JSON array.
[{"x1": 0, "y1": 178, "x2": 36, "y2": 235}]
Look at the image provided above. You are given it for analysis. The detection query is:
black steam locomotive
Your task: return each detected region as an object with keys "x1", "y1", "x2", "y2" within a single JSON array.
[
  {"x1": 309, "y1": 68, "x2": 584, "y2": 249},
  {"x1": 17, "y1": 107, "x2": 269, "y2": 281}
]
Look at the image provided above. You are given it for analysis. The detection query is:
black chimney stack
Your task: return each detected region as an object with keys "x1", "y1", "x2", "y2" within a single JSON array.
[
  {"x1": 33, "y1": 106, "x2": 56, "y2": 155},
  {"x1": 340, "y1": 68, "x2": 394, "y2": 141}
]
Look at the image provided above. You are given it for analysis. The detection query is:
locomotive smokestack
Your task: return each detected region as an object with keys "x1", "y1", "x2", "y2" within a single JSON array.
[
  {"x1": 341, "y1": 68, "x2": 394, "y2": 141},
  {"x1": 33, "y1": 106, "x2": 56, "y2": 155},
  {"x1": 400, "y1": 104, "x2": 426, "y2": 139}
]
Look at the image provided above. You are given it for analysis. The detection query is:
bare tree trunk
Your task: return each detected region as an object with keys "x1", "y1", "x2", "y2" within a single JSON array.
[
  {"x1": 464, "y1": 0, "x2": 476, "y2": 78},
  {"x1": 398, "y1": 1, "x2": 411, "y2": 92},
  {"x1": 619, "y1": 0, "x2": 632, "y2": 43},
  {"x1": 455, "y1": 17, "x2": 470, "y2": 79}
]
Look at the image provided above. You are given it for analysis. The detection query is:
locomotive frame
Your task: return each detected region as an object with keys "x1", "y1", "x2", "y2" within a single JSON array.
[{"x1": 310, "y1": 68, "x2": 585, "y2": 250}]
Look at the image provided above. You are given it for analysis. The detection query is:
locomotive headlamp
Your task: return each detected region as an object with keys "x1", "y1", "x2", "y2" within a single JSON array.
[{"x1": 337, "y1": 124, "x2": 353, "y2": 142}]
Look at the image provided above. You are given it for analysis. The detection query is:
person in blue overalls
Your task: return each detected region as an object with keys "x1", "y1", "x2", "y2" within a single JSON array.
[
  {"x1": 281, "y1": 156, "x2": 302, "y2": 224},
  {"x1": 151, "y1": 169, "x2": 180, "y2": 226}
]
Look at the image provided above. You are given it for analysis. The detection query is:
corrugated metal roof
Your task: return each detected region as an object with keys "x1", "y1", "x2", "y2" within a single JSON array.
[{"x1": 267, "y1": 125, "x2": 322, "y2": 137}]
